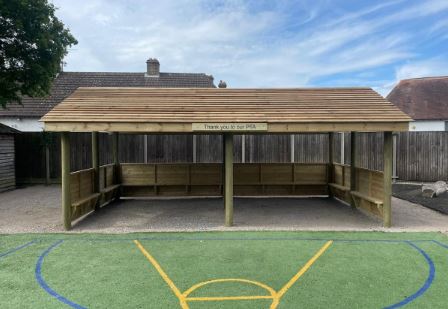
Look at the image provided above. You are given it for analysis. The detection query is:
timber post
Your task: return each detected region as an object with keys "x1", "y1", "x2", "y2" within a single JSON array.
[
  {"x1": 92, "y1": 132, "x2": 100, "y2": 208},
  {"x1": 328, "y1": 132, "x2": 334, "y2": 198},
  {"x1": 383, "y1": 131, "x2": 393, "y2": 227},
  {"x1": 224, "y1": 133, "x2": 234, "y2": 227},
  {"x1": 61, "y1": 132, "x2": 71, "y2": 230},
  {"x1": 350, "y1": 132, "x2": 357, "y2": 208},
  {"x1": 112, "y1": 132, "x2": 119, "y2": 184}
]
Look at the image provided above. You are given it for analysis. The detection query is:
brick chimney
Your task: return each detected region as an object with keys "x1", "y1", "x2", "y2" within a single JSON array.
[
  {"x1": 218, "y1": 80, "x2": 227, "y2": 88},
  {"x1": 146, "y1": 58, "x2": 160, "y2": 77}
]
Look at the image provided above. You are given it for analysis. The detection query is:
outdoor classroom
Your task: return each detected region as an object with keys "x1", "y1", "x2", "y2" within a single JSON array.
[{"x1": 1, "y1": 231, "x2": 448, "y2": 308}]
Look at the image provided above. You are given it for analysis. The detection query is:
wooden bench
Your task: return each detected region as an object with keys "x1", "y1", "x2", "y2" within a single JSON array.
[
  {"x1": 101, "y1": 184, "x2": 120, "y2": 194},
  {"x1": 72, "y1": 193, "x2": 101, "y2": 208},
  {"x1": 350, "y1": 191, "x2": 383, "y2": 209},
  {"x1": 328, "y1": 183, "x2": 350, "y2": 192}
]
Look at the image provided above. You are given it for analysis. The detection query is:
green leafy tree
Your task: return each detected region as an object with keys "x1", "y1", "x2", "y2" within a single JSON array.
[{"x1": 0, "y1": 0, "x2": 77, "y2": 108}]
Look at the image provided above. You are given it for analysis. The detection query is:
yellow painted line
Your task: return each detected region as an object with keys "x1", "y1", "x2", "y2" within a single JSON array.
[
  {"x1": 133, "y1": 240, "x2": 187, "y2": 307},
  {"x1": 187, "y1": 295, "x2": 274, "y2": 301},
  {"x1": 277, "y1": 240, "x2": 333, "y2": 298},
  {"x1": 183, "y1": 278, "x2": 277, "y2": 298}
]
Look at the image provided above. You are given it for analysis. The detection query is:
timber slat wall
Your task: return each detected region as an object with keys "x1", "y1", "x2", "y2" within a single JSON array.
[
  {"x1": 14, "y1": 132, "x2": 448, "y2": 183},
  {"x1": 120, "y1": 163, "x2": 328, "y2": 197},
  {"x1": 331, "y1": 163, "x2": 384, "y2": 218},
  {"x1": 69, "y1": 164, "x2": 118, "y2": 222},
  {"x1": 0, "y1": 134, "x2": 15, "y2": 192}
]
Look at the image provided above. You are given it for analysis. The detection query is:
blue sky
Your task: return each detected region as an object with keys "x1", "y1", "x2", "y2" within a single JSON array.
[{"x1": 52, "y1": 0, "x2": 448, "y2": 95}]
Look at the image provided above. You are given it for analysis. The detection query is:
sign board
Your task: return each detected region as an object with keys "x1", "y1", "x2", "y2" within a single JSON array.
[{"x1": 192, "y1": 123, "x2": 268, "y2": 132}]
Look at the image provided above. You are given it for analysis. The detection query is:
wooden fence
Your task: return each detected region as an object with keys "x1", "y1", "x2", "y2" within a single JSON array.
[{"x1": 13, "y1": 132, "x2": 448, "y2": 183}]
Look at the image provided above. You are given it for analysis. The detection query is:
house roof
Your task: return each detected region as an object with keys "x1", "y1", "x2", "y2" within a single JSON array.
[
  {"x1": 387, "y1": 76, "x2": 448, "y2": 120},
  {"x1": 0, "y1": 71, "x2": 215, "y2": 118},
  {"x1": 42, "y1": 87, "x2": 411, "y2": 133}
]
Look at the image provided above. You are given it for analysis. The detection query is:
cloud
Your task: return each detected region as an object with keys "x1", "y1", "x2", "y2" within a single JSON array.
[{"x1": 51, "y1": 0, "x2": 448, "y2": 89}]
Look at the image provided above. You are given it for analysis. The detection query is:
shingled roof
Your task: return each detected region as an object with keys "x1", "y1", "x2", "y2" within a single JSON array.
[
  {"x1": 0, "y1": 71, "x2": 215, "y2": 118},
  {"x1": 387, "y1": 76, "x2": 448, "y2": 120}
]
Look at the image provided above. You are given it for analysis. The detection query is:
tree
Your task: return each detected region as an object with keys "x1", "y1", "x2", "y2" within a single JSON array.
[{"x1": 0, "y1": 0, "x2": 77, "y2": 108}]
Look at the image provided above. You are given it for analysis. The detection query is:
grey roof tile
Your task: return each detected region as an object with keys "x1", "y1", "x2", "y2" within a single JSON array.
[{"x1": 0, "y1": 71, "x2": 215, "y2": 117}]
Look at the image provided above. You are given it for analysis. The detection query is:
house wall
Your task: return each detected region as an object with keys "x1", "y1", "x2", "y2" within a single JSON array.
[
  {"x1": 0, "y1": 134, "x2": 15, "y2": 192},
  {"x1": 409, "y1": 120, "x2": 447, "y2": 132}
]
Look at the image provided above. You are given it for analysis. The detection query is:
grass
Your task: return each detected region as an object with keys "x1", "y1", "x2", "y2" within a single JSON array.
[{"x1": 1, "y1": 231, "x2": 448, "y2": 308}]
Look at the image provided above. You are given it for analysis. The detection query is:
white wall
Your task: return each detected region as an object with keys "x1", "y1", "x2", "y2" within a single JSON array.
[
  {"x1": 0, "y1": 118, "x2": 43, "y2": 132},
  {"x1": 409, "y1": 120, "x2": 447, "y2": 132}
]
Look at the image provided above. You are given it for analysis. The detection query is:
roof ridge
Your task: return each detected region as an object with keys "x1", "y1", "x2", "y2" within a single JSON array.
[
  {"x1": 399, "y1": 76, "x2": 448, "y2": 82},
  {"x1": 60, "y1": 71, "x2": 212, "y2": 76}
]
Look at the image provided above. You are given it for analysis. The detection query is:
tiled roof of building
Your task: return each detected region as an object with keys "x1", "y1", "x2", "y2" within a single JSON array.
[
  {"x1": 0, "y1": 71, "x2": 215, "y2": 118},
  {"x1": 387, "y1": 76, "x2": 448, "y2": 120}
]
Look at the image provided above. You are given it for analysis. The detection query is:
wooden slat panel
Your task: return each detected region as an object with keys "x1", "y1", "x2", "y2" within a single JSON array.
[
  {"x1": 190, "y1": 164, "x2": 221, "y2": 185},
  {"x1": 334, "y1": 165, "x2": 343, "y2": 185},
  {"x1": 121, "y1": 164, "x2": 155, "y2": 185},
  {"x1": 234, "y1": 164, "x2": 260, "y2": 185},
  {"x1": 261, "y1": 163, "x2": 292, "y2": 184},
  {"x1": 294, "y1": 164, "x2": 327, "y2": 184},
  {"x1": 156, "y1": 164, "x2": 189, "y2": 185},
  {"x1": 0, "y1": 134, "x2": 15, "y2": 192}
]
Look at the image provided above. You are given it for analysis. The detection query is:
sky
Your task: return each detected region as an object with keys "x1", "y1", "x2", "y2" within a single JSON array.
[{"x1": 51, "y1": 0, "x2": 448, "y2": 96}]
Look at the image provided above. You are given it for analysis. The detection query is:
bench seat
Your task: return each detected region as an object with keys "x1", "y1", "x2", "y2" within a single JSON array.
[
  {"x1": 328, "y1": 183, "x2": 350, "y2": 191},
  {"x1": 101, "y1": 184, "x2": 120, "y2": 193},
  {"x1": 72, "y1": 193, "x2": 100, "y2": 208},
  {"x1": 350, "y1": 191, "x2": 383, "y2": 206}
]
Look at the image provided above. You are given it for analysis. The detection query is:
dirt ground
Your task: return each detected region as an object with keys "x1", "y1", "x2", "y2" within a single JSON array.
[
  {"x1": 393, "y1": 183, "x2": 448, "y2": 214},
  {"x1": 0, "y1": 185, "x2": 447, "y2": 233}
]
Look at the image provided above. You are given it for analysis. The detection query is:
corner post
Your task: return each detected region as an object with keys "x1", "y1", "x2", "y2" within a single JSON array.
[
  {"x1": 224, "y1": 133, "x2": 234, "y2": 227},
  {"x1": 61, "y1": 132, "x2": 71, "y2": 230},
  {"x1": 328, "y1": 132, "x2": 334, "y2": 197},
  {"x1": 92, "y1": 132, "x2": 100, "y2": 208},
  {"x1": 383, "y1": 131, "x2": 393, "y2": 227},
  {"x1": 350, "y1": 132, "x2": 357, "y2": 208}
]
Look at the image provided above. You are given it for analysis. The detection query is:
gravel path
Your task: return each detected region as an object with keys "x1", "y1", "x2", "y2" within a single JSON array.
[{"x1": 0, "y1": 185, "x2": 447, "y2": 233}]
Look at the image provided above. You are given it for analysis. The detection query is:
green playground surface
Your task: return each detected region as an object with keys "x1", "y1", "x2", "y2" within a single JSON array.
[{"x1": 1, "y1": 231, "x2": 448, "y2": 309}]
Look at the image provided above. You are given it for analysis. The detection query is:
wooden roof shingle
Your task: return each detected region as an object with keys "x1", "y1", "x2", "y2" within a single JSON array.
[{"x1": 42, "y1": 87, "x2": 411, "y2": 133}]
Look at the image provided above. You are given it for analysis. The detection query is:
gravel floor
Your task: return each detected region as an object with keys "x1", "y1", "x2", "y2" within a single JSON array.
[{"x1": 0, "y1": 185, "x2": 447, "y2": 233}]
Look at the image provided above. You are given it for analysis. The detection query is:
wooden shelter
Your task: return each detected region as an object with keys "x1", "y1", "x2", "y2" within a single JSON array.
[{"x1": 41, "y1": 87, "x2": 411, "y2": 230}]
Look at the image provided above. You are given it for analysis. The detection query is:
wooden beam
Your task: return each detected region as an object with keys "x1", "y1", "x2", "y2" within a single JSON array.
[
  {"x1": 61, "y1": 132, "x2": 71, "y2": 230},
  {"x1": 44, "y1": 121, "x2": 410, "y2": 133},
  {"x1": 350, "y1": 132, "x2": 357, "y2": 208},
  {"x1": 224, "y1": 133, "x2": 234, "y2": 227},
  {"x1": 92, "y1": 132, "x2": 100, "y2": 208},
  {"x1": 383, "y1": 131, "x2": 393, "y2": 227},
  {"x1": 328, "y1": 132, "x2": 334, "y2": 198}
]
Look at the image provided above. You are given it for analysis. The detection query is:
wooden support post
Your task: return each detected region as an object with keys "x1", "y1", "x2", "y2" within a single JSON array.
[
  {"x1": 383, "y1": 131, "x2": 393, "y2": 227},
  {"x1": 350, "y1": 132, "x2": 357, "y2": 208},
  {"x1": 224, "y1": 133, "x2": 234, "y2": 227},
  {"x1": 45, "y1": 144, "x2": 50, "y2": 185},
  {"x1": 61, "y1": 132, "x2": 71, "y2": 230},
  {"x1": 111, "y1": 132, "x2": 120, "y2": 187},
  {"x1": 92, "y1": 132, "x2": 100, "y2": 208},
  {"x1": 328, "y1": 132, "x2": 334, "y2": 198}
]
